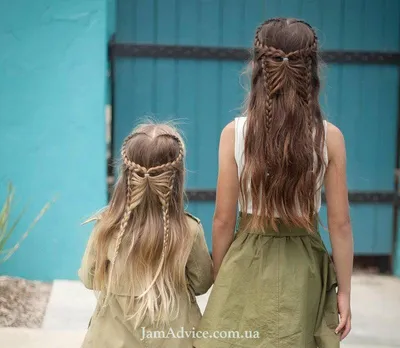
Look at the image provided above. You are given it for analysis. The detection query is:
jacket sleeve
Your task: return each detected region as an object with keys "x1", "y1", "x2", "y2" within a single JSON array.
[
  {"x1": 186, "y1": 223, "x2": 214, "y2": 296},
  {"x1": 78, "y1": 230, "x2": 97, "y2": 290}
]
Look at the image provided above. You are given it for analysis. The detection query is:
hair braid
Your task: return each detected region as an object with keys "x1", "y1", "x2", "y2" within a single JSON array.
[
  {"x1": 254, "y1": 22, "x2": 264, "y2": 50},
  {"x1": 286, "y1": 19, "x2": 318, "y2": 59},
  {"x1": 126, "y1": 168, "x2": 134, "y2": 206},
  {"x1": 306, "y1": 56, "x2": 313, "y2": 141},
  {"x1": 261, "y1": 57, "x2": 273, "y2": 134},
  {"x1": 99, "y1": 204, "x2": 132, "y2": 316},
  {"x1": 254, "y1": 18, "x2": 284, "y2": 48},
  {"x1": 148, "y1": 135, "x2": 184, "y2": 174},
  {"x1": 121, "y1": 133, "x2": 146, "y2": 173},
  {"x1": 136, "y1": 172, "x2": 175, "y2": 300},
  {"x1": 160, "y1": 175, "x2": 173, "y2": 254}
]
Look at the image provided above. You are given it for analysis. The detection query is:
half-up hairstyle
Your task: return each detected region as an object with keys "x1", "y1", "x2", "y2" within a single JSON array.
[
  {"x1": 90, "y1": 123, "x2": 192, "y2": 329},
  {"x1": 240, "y1": 18, "x2": 326, "y2": 232}
]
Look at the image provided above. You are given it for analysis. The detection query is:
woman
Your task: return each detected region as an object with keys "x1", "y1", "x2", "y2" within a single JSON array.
[{"x1": 194, "y1": 18, "x2": 353, "y2": 348}]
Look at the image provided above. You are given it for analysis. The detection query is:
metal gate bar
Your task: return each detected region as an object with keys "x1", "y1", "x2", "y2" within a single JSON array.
[
  {"x1": 109, "y1": 41, "x2": 400, "y2": 65},
  {"x1": 185, "y1": 190, "x2": 400, "y2": 204}
]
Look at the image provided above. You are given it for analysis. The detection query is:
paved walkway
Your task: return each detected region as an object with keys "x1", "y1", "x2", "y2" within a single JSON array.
[{"x1": 1, "y1": 273, "x2": 400, "y2": 347}]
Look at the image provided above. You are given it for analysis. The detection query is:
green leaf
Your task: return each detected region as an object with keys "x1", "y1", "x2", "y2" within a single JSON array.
[
  {"x1": 0, "y1": 184, "x2": 14, "y2": 238},
  {"x1": 0, "y1": 183, "x2": 54, "y2": 262},
  {"x1": 1, "y1": 201, "x2": 52, "y2": 262},
  {"x1": 0, "y1": 206, "x2": 26, "y2": 251}
]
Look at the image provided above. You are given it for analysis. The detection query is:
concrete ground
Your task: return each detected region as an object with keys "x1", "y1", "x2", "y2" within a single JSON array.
[{"x1": 1, "y1": 273, "x2": 400, "y2": 348}]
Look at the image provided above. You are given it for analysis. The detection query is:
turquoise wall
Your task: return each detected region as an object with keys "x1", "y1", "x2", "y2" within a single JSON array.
[
  {"x1": 0, "y1": 0, "x2": 108, "y2": 281},
  {"x1": 108, "y1": 0, "x2": 116, "y2": 39},
  {"x1": 107, "y1": 0, "x2": 116, "y2": 104}
]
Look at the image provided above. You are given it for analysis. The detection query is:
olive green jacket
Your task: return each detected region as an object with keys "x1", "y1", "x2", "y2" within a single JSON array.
[{"x1": 78, "y1": 213, "x2": 213, "y2": 348}]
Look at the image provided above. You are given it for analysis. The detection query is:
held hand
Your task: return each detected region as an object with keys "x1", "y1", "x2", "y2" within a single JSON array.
[
  {"x1": 335, "y1": 291, "x2": 352, "y2": 340},
  {"x1": 213, "y1": 270, "x2": 219, "y2": 282}
]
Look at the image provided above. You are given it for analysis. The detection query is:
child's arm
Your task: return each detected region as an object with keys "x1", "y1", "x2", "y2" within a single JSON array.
[
  {"x1": 78, "y1": 230, "x2": 97, "y2": 290},
  {"x1": 186, "y1": 223, "x2": 213, "y2": 296}
]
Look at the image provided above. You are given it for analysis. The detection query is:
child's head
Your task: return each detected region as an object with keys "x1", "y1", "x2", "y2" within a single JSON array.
[
  {"x1": 93, "y1": 122, "x2": 192, "y2": 328},
  {"x1": 113, "y1": 123, "x2": 186, "y2": 215},
  {"x1": 241, "y1": 18, "x2": 325, "y2": 231}
]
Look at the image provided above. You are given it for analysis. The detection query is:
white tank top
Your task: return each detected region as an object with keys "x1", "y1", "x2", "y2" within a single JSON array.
[{"x1": 234, "y1": 116, "x2": 328, "y2": 214}]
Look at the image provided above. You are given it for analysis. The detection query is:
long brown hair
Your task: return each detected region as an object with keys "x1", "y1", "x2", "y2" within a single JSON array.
[
  {"x1": 90, "y1": 123, "x2": 192, "y2": 328},
  {"x1": 240, "y1": 18, "x2": 326, "y2": 232}
]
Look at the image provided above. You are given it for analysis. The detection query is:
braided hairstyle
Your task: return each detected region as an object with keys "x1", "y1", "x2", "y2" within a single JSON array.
[
  {"x1": 91, "y1": 123, "x2": 192, "y2": 328},
  {"x1": 240, "y1": 18, "x2": 326, "y2": 232}
]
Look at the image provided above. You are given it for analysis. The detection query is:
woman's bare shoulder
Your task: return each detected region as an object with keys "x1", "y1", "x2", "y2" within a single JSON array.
[
  {"x1": 325, "y1": 121, "x2": 345, "y2": 160},
  {"x1": 219, "y1": 120, "x2": 236, "y2": 145},
  {"x1": 326, "y1": 121, "x2": 343, "y2": 136},
  {"x1": 224, "y1": 120, "x2": 236, "y2": 132}
]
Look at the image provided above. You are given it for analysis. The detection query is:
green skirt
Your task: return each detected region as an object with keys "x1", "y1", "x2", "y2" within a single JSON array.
[{"x1": 193, "y1": 215, "x2": 340, "y2": 348}]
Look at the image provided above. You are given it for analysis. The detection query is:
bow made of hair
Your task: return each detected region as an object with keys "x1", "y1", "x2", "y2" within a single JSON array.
[{"x1": 127, "y1": 170, "x2": 174, "y2": 211}]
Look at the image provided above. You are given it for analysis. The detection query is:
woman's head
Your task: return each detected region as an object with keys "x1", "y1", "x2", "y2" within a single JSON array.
[
  {"x1": 92, "y1": 122, "x2": 192, "y2": 328},
  {"x1": 241, "y1": 18, "x2": 325, "y2": 231}
]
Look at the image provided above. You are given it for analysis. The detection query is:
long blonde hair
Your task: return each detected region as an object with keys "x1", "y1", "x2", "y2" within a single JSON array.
[{"x1": 91, "y1": 123, "x2": 192, "y2": 328}]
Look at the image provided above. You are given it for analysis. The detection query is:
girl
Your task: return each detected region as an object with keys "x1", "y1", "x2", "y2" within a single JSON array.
[
  {"x1": 79, "y1": 123, "x2": 213, "y2": 348},
  {"x1": 194, "y1": 18, "x2": 354, "y2": 348}
]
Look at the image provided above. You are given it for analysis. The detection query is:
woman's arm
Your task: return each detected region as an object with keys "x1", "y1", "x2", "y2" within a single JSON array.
[
  {"x1": 324, "y1": 122, "x2": 354, "y2": 339},
  {"x1": 212, "y1": 122, "x2": 239, "y2": 279}
]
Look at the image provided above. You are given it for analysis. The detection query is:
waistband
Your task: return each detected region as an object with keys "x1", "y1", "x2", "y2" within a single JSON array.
[{"x1": 237, "y1": 213, "x2": 318, "y2": 237}]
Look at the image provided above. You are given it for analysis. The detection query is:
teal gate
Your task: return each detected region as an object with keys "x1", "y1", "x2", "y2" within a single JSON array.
[{"x1": 109, "y1": 0, "x2": 400, "y2": 271}]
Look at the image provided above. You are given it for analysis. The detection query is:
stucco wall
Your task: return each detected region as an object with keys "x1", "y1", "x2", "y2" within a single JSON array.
[{"x1": 0, "y1": 0, "x2": 107, "y2": 280}]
